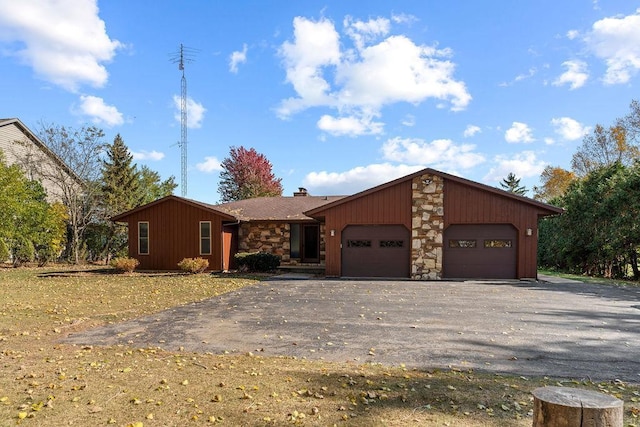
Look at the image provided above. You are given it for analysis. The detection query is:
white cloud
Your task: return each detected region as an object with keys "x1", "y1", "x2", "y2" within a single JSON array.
[
  {"x1": 402, "y1": 114, "x2": 415, "y2": 127},
  {"x1": 303, "y1": 163, "x2": 424, "y2": 195},
  {"x1": 131, "y1": 150, "x2": 165, "y2": 161},
  {"x1": 551, "y1": 117, "x2": 590, "y2": 141},
  {"x1": 196, "y1": 156, "x2": 222, "y2": 173},
  {"x1": 173, "y1": 95, "x2": 206, "y2": 128},
  {"x1": 567, "y1": 30, "x2": 580, "y2": 40},
  {"x1": 381, "y1": 137, "x2": 485, "y2": 170},
  {"x1": 344, "y1": 16, "x2": 390, "y2": 51},
  {"x1": 277, "y1": 16, "x2": 471, "y2": 136},
  {"x1": 229, "y1": 43, "x2": 248, "y2": 73},
  {"x1": 0, "y1": 0, "x2": 122, "y2": 92},
  {"x1": 463, "y1": 124, "x2": 481, "y2": 138},
  {"x1": 499, "y1": 68, "x2": 537, "y2": 87},
  {"x1": 76, "y1": 95, "x2": 123, "y2": 127},
  {"x1": 505, "y1": 122, "x2": 535, "y2": 143},
  {"x1": 277, "y1": 16, "x2": 341, "y2": 117},
  {"x1": 585, "y1": 9, "x2": 640, "y2": 84},
  {"x1": 336, "y1": 35, "x2": 471, "y2": 111},
  {"x1": 553, "y1": 60, "x2": 589, "y2": 89},
  {"x1": 391, "y1": 13, "x2": 418, "y2": 25},
  {"x1": 483, "y1": 151, "x2": 547, "y2": 182},
  {"x1": 317, "y1": 114, "x2": 383, "y2": 136}
]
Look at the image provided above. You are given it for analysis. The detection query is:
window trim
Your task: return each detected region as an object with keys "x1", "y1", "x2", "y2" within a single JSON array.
[
  {"x1": 200, "y1": 221, "x2": 212, "y2": 255},
  {"x1": 138, "y1": 221, "x2": 149, "y2": 255}
]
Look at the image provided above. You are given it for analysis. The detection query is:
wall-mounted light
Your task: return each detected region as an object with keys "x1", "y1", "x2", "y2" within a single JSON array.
[
  {"x1": 422, "y1": 178, "x2": 432, "y2": 185},
  {"x1": 330, "y1": 229, "x2": 335, "y2": 237},
  {"x1": 526, "y1": 228, "x2": 533, "y2": 236}
]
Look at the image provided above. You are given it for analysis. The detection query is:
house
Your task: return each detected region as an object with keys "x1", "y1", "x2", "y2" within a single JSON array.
[
  {"x1": 111, "y1": 168, "x2": 562, "y2": 280},
  {"x1": 0, "y1": 118, "x2": 80, "y2": 202}
]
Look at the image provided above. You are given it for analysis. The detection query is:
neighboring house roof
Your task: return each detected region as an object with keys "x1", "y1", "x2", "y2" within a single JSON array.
[
  {"x1": 0, "y1": 118, "x2": 82, "y2": 186},
  {"x1": 212, "y1": 195, "x2": 345, "y2": 221},
  {"x1": 305, "y1": 167, "x2": 563, "y2": 218}
]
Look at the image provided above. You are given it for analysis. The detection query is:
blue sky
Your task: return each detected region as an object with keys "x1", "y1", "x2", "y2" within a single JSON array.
[{"x1": 1, "y1": 1, "x2": 640, "y2": 204}]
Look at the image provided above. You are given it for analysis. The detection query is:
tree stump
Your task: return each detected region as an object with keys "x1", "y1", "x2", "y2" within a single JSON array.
[{"x1": 532, "y1": 386, "x2": 623, "y2": 427}]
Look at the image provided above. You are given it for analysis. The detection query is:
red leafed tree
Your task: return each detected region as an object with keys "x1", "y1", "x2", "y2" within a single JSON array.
[{"x1": 218, "y1": 146, "x2": 283, "y2": 202}]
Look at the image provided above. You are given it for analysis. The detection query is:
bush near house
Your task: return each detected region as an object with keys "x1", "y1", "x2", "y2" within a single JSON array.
[
  {"x1": 178, "y1": 257, "x2": 209, "y2": 274},
  {"x1": 110, "y1": 257, "x2": 140, "y2": 273},
  {"x1": 234, "y1": 252, "x2": 280, "y2": 272}
]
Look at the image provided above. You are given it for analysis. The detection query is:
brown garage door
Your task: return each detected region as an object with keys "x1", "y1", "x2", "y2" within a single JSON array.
[
  {"x1": 341, "y1": 225, "x2": 410, "y2": 278},
  {"x1": 443, "y1": 224, "x2": 517, "y2": 279}
]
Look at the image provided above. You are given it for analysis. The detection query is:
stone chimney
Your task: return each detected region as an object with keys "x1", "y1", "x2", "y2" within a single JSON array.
[{"x1": 293, "y1": 187, "x2": 308, "y2": 197}]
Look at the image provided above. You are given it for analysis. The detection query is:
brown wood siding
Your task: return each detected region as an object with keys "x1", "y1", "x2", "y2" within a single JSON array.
[
  {"x1": 123, "y1": 199, "x2": 226, "y2": 270},
  {"x1": 319, "y1": 180, "x2": 413, "y2": 276},
  {"x1": 444, "y1": 179, "x2": 546, "y2": 278}
]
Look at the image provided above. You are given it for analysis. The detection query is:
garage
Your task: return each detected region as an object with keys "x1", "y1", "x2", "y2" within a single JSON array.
[
  {"x1": 443, "y1": 224, "x2": 517, "y2": 279},
  {"x1": 341, "y1": 225, "x2": 410, "y2": 278}
]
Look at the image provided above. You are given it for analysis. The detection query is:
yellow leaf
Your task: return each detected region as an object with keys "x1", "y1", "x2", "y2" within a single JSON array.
[{"x1": 18, "y1": 412, "x2": 28, "y2": 420}]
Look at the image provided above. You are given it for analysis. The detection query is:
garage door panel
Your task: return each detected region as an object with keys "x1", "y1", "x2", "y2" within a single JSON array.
[
  {"x1": 444, "y1": 224, "x2": 517, "y2": 279},
  {"x1": 342, "y1": 225, "x2": 410, "y2": 278}
]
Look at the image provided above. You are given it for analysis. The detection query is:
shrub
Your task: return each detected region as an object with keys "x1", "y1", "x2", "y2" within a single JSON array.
[
  {"x1": 234, "y1": 252, "x2": 280, "y2": 272},
  {"x1": 12, "y1": 237, "x2": 35, "y2": 267},
  {"x1": 0, "y1": 239, "x2": 9, "y2": 263},
  {"x1": 110, "y1": 257, "x2": 140, "y2": 273},
  {"x1": 178, "y1": 257, "x2": 209, "y2": 274},
  {"x1": 36, "y1": 244, "x2": 58, "y2": 267}
]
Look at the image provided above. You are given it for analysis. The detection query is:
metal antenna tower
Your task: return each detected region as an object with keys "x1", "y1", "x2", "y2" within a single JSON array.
[{"x1": 170, "y1": 44, "x2": 196, "y2": 197}]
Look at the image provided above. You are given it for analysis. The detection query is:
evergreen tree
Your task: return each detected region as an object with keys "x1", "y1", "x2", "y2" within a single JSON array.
[
  {"x1": 101, "y1": 134, "x2": 140, "y2": 215},
  {"x1": 500, "y1": 172, "x2": 528, "y2": 195},
  {"x1": 99, "y1": 134, "x2": 140, "y2": 259}
]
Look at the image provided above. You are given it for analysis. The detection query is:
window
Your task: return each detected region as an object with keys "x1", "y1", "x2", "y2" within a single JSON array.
[
  {"x1": 347, "y1": 240, "x2": 372, "y2": 248},
  {"x1": 484, "y1": 239, "x2": 512, "y2": 248},
  {"x1": 200, "y1": 221, "x2": 212, "y2": 255},
  {"x1": 449, "y1": 239, "x2": 476, "y2": 248},
  {"x1": 380, "y1": 240, "x2": 404, "y2": 248},
  {"x1": 290, "y1": 223, "x2": 300, "y2": 258},
  {"x1": 138, "y1": 222, "x2": 149, "y2": 255}
]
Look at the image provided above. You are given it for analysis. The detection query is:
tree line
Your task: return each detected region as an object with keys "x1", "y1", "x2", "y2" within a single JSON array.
[
  {"x1": 1, "y1": 123, "x2": 176, "y2": 265},
  {"x1": 537, "y1": 100, "x2": 640, "y2": 279}
]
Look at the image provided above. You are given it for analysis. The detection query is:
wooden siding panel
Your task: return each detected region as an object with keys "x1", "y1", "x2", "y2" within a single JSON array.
[
  {"x1": 122, "y1": 199, "x2": 226, "y2": 271},
  {"x1": 322, "y1": 180, "x2": 413, "y2": 276},
  {"x1": 444, "y1": 179, "x2": 546, "y2": 279}
]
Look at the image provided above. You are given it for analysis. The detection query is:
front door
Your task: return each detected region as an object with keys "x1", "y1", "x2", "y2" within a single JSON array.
[{"x1": 302, "y1": 224, "x2": 319, "y2": 263}]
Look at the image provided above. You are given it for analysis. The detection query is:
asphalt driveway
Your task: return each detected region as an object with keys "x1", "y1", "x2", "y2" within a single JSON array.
[{"x1": 64, "y1": 276, "x2": 640, "y2": 383}]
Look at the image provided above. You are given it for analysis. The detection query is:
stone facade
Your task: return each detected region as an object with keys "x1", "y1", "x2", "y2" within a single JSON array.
[
  {"x1": 238, "y1": 222, "x2": 291, "y2": 262},
  {"x1": 411, "y1": 173, "x2": 444, "y2": 280},
  {"x1": 237, "y1": 222, "x2": 326, "y2": 265}
]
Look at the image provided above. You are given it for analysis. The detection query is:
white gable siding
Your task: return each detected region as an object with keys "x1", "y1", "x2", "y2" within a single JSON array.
[{"x1": 0, "y1": 121, "x2": 76, "y2": 203}]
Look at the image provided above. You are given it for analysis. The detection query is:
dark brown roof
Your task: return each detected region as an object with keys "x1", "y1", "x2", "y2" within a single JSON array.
[
  {"x1": 110, "y1": 195, "x2": 237, "y2": 222},
  {"x1": 305, "y1": 167, "x2": 563, "y2": 217},
  {"x1": 111, "y1": 194, "x2": 344, "y2": 223},
  {"x1": 213, "y1": 195, "x2": 345, "y2": 221}
]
